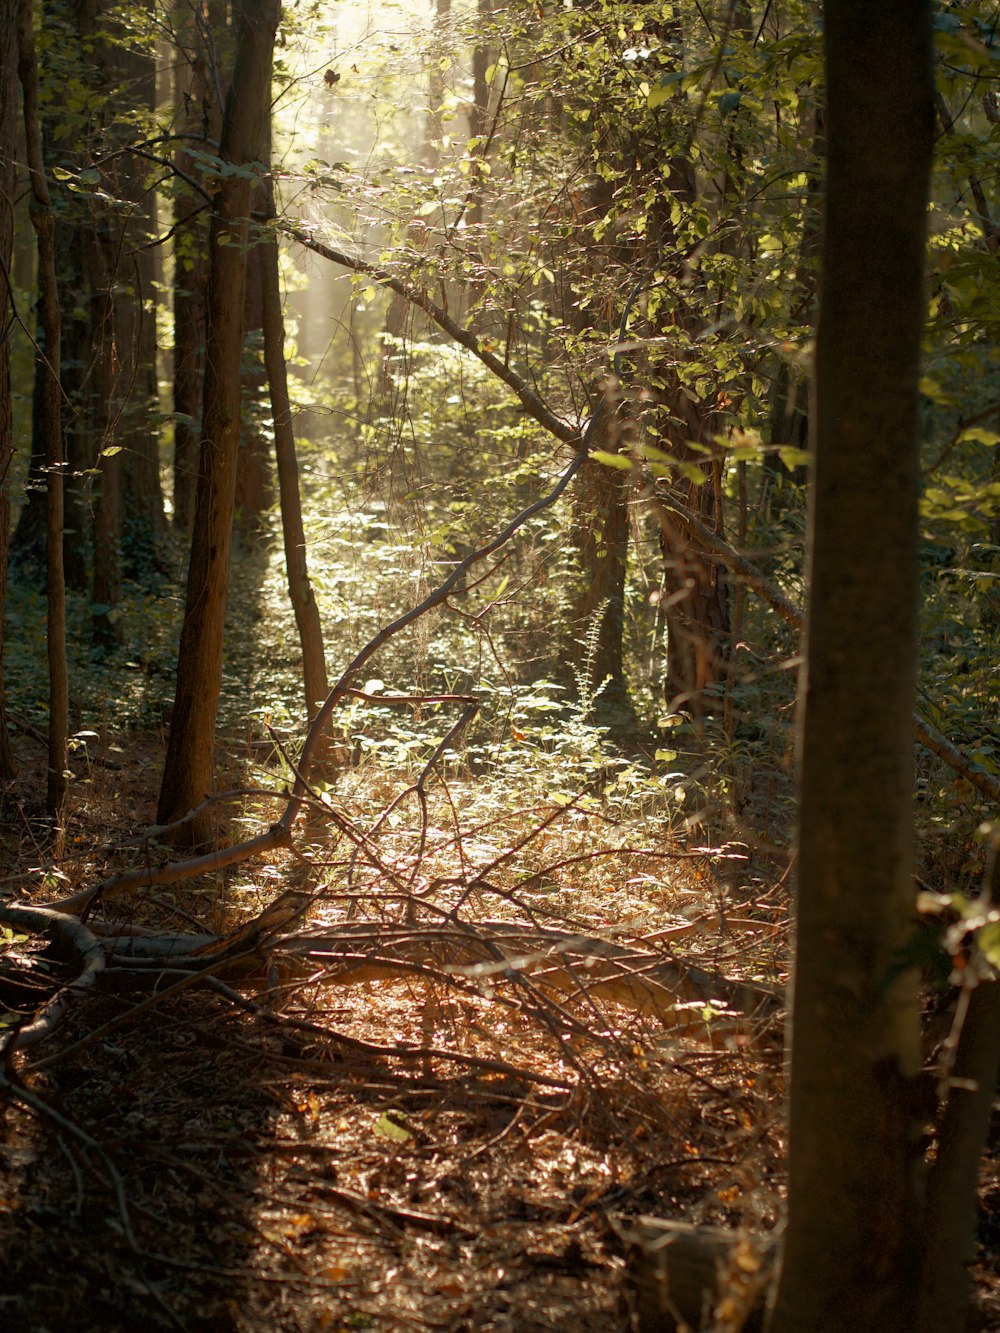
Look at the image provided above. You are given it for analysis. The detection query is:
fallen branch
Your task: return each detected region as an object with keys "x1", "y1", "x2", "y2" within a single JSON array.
[
  {"x1": 0, "y1": 902, "x2": 105, "y2": 1052},
  {"x1": 87, "y1": 917, "x2": 781, "y2": 1036},
  {"x1": 51, "y1": 820, "x2": 294, "y2": 915}
]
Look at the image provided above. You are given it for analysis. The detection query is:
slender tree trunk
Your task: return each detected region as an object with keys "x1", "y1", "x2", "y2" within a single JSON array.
[
  {"x1": 110, "y1": 16, "x2": 164, "y2": 573},
  {"x1": 916, "y1": 837, "x2": 1000, "y2": 1332},
  {"x1": 570, "y1": 408, "x2": 633, "y2": 724},
  {"x1": 88, "y1": 231, "x2": 122, "y2": 651},
  {"x1": 656, "y1": 452, "x2": 729, "y2": 712},
  {"x1": 640, "y1": 153, "x2": 731, "y2": 713},
  {"x1": 234, "y1": 164, "x2": 271, "y2": 535},
  {"x1": 157, "y1": 0, "x2": 278, "y2": 843},
  {"x1": 0, "y1": 0, "x2": 18, "y2": 778},
  {"x1": 467, "y1": 0, "x2": 492, "y2": 233},
  {"x1": 259, "y1": 211, "x2": 329, "y2": 722},
  {"x1": 172, "y1": 0, "x2": 223, "y2": 533},
  {"x1": 18, "y1": 0, "x2": 69, "y2": 827},
  {"x1": 766, "y1": 3, "x2": 934, "y2": 1329}
]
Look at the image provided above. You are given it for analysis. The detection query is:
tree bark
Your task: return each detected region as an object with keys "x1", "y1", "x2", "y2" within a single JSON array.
[
  {"x1": 18, "y1": 0, "x2": 69, "y2": 825},
  {"x1": 767, "y1": 3, "x2": 934, "y2": 1329},
  {"x1": 172, "y1": 0, "x2": 225, "y2": 533},
  {"x1": 88, "y1": 225, "x2": 122, "y2": 652},
  {"x1": 570, "y1": 414, "x2": 633, "y2": 724},
  {"x1": 916, "y1": 835, "x2": 1000, "y2": 1333},
  {"x1": 110, "y1": 14, "x2": 164, "y2": 574},
  {"x1": 259, "y1": 206, "x2": 329, "y2": 724},
  {"x1": 234, "y1": 152, "x2": 271, "y2": 535},
  {"x1": 0, "y1": 0, "x2": 17, "y2": 778},
  {"x1": 157, "y1": 0, "x2": 278, "y2": 844}
]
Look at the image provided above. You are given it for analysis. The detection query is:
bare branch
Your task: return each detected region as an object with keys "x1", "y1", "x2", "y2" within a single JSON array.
[{"x1": 279, "y1": 220, "x2": 579, "y2": 444}]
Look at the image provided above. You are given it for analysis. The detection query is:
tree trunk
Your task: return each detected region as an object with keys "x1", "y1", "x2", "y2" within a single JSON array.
[
  {"x1": 467, "y1": 0, "x2": 492, "y2": 233},
  {"x1": 110, "y1": 16, "x2": 164, "y2": 574},
  {"x1": 234, "y1": 159, "x2": 271, "y2": 536},
  {"x1": 157, "y1": 0, "x2": 278, "y2": 844},
  {"x1": 570, "y1": 410, "x2": 633, "y2": 725},
  {"x1": 259, "y1": 209, "x2": 329, "y2": 724},
  {"x1": 766, "y1": 3, "x2": 934, "y2": 1329},
  {"x1": 916, "y1": 836, "x2": 1000, "y2": 1333},
  {"x1": 18, "y1": 0, "x2": 69, "y2": 826},
  {"x1": 0, "y1": 0, "x2": 18, "y2": 779},
  {"x1": 172, "y1": 0, "x2": 224, "y2": 533},
  {"x1": 655, "y1": 453, "x2": 729, "y2": 713},
  {"x1": 87, "y1": 231, "x2": 122, "y2": 652}
]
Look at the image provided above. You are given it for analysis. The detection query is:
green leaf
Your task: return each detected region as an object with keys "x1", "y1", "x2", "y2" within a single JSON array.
[
  {"x1": 373, "y1": 1111, "x2": 413, "y2": 1142},
  {"x1": 677, "y1": 461, "x2": 708, "y2": 485},
  {"x1": 719, "y1": 91, "x2": 742, "y2": 117},
  {"x1": 958, "y1": 427, "x2": 1000, "y2": 448},
  {"x1": 777, "y1": 445, "x2": 810, "y2": 471},
  {"x1": 648, "y1": 71, "x2": 685, "y2": 108},
  {"x1": 590, "y1": 450, "x2": 631, "y2": 470},
  {"x1": 978, "y1": 921, "x2": 1000, "y2": 972}
]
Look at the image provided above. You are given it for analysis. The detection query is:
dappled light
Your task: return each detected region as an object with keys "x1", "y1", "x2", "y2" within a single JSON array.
[{"x1": 1, "y1": 1, "x2": 999, "y2": 1330}]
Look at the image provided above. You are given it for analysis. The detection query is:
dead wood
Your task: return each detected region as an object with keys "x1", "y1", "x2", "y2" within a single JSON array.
[
  {"x1": 0, "y1": 902, "x2": 105, "y2": 1052},
  {"x1": 613, "y1": 1214, "x2": 775, "y2": 1332},
  {"x1": 85, "y1": 917, "x2": 780, "y2": 1042}
]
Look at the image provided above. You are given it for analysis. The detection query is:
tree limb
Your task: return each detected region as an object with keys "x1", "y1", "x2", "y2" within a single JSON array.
[{"x1": 279, "y1": 220, "x2": 579, "y2": 444}]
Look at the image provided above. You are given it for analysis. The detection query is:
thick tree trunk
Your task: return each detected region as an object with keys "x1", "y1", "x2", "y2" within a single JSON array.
[
  {"x1": 157, "y1": 0, "x2": 278, "y2": 843},
  {"x1": 18, "y1": 0, "x2": 69, "y2": 825},
  {"x1": 0, "y1": 0, "x2": 17, "y2": 778},
  {"x1": 766, "y1": 3, "x2": 934, "y2": 1330}
]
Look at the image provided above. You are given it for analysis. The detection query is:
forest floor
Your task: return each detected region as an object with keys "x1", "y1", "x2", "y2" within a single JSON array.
[{"x1": 2, "y1": 724, "x2": 999, "y2": 1333}]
